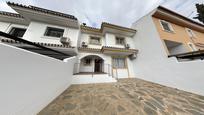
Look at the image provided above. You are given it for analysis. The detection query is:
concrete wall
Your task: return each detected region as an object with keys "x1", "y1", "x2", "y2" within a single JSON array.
[
  {"x1": 0, "y1": 43, "x2": 76, "y2": 115},
  {"x1": 132, "y1": 13, "x2": 204, "y2": 96},
  {"x1": 23, "y1": 21, "x2": 80, "y2": 46}
]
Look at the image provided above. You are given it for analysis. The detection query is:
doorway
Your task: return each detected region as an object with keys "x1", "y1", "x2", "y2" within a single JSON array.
[{"x1": 94, "y1": 59, "x2": 103, "y2": 72}]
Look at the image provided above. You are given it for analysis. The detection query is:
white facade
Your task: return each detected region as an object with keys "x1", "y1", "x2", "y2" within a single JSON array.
[
  {"x1": 76, "y1": 31, "x2": 136, "y2": 80},
  {"x1": 131, "y1": 11, "x2": 204, "y2": 96},
  {"x1": 23, "y1": 21, "x2": 80, "y2": 45}
]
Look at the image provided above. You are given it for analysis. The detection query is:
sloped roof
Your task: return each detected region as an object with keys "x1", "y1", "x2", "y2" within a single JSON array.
[
  {"x1": 158, "y1": 6, "x2": 204, "y2": 28},
  {"x1": 0, "y1": 11, "x2": 23, "y2": 18},
  {"x1": 7, "y1": 2, "x2": 78, "y2": 21}
]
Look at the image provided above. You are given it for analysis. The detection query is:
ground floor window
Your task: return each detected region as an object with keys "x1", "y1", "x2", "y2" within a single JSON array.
[
  {"x1": 112, "y1": 57, "x2": 126, "y2": 68},
  {"x1": 83, "y1": 58, "x2": 91, "y2": 65}
]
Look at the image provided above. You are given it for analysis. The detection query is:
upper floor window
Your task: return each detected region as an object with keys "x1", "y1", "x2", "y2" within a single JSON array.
[
  {"x1": 186, "y1": 28, "x2": 196, "y2": 38},
  {"x1": 9, "y1": 27, "x2": 26, "y2": 38},
  {"x1": 116, "y1": 37, "x2": 125, "y2": 45},
  {"x1": 89, "y1": 36, "x2": 101, "y2": 45},
  {"x1": 44, "y1": 27, "x2": 64, "y2": 38},
  {"x1": 160, "y1": 20, "x2": 174, "y2": 32}
]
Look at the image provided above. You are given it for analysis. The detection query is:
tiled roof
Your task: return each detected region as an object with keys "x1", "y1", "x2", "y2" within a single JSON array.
[
  {"x1": 0, "y1": 11, "x2": 23, "y2": 18},
  {"x1": 158, "y1": 6, "x2": 204, "y2": 28},
  {"x1": 101, "y1": 22, "x2": 137, "y2": 32},
  {"x1": 7, "y1": 2, "x2": 78, "y2": 21},
  {"x1": 81, "y1": 22, "x2": 136, "y2": 34},
  {"x1": 0, "y1": 38, "x2": 74, "y2": 48},
  {"x1": 78, "y1": 47, "x2": 101, "y2": 53}
]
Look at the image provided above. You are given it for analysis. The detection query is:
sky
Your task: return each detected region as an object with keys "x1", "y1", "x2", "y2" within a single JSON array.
[{"x1": 0, "y1": 0, "x2": 204, "y2": 28}]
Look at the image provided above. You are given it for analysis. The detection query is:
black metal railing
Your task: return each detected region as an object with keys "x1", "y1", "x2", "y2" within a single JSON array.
[
  {"x1": 73, "y1": 63, "x2": 118, "y2": 79},
  {"x1": 0, "y1": 31, "x2": 70, "y2": 60},
  {"x1": 168, "y1": 50, "x2": 204, "y2": 60}
]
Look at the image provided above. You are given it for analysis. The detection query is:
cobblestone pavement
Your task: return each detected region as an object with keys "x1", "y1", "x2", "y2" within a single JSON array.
[{"x1": 38, "y1": 78, "x2": 204, "y2": 115}]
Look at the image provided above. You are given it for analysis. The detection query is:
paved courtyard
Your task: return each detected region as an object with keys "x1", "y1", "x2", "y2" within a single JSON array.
[{"x1": 39, "y1": 78, "x2": 204, "y2": 115}]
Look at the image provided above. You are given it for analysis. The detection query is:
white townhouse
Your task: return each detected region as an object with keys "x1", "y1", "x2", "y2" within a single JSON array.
[
  {"x1": 75, "y1": 23, "x2": 137, "y2": 80},
  {"x1": 0, "y1": 2, "x2": 138, "y2": 82},
  {"x1": 0, "y1": 2, "x2": 80, "y2": 57}
]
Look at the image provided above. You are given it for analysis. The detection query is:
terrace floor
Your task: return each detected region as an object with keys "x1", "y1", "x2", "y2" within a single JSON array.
[{"x1": 38, "y1": 78, "x2": 204, "y2": 115}]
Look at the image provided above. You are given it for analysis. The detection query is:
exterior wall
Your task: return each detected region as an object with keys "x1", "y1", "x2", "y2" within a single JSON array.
[
  {"x1": 132, "y1": 12, "x2": 204, "y2": 96},
  {"x1": 153, "y1": 17, "x2": 204, "y2": 51},
  {"x1": 80, "y1": 33, "x2": 104, "y2": 49},
  {"x1": 0, "y1": 42, "x2": 76, "y2": 115},
  {"x1": 76, "y1": 52, "x2": 135, "y2": 79},
  {"x1": 105, "y1": 33, "x2": 135, "y2": 49},
  {"x1": 23, "y1": 21, "x2": 80, "y2": 46},
  {"x1": 0, "y1": 21, "x2": 28, "y2": 34}
]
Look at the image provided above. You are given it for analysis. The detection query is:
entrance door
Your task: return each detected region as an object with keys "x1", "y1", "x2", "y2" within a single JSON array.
[{"x1": 94, "y1": 59, "x2": 102, "y2": 72}]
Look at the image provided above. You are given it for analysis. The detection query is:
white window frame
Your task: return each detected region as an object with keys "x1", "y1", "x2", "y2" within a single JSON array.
[
  {"x1": 159, "y1": 20, "x2": 174, "y2": 33},
  {"x1": 43, "y1": 26, "x2": 65, "y2": 38},
  {"x1": 115, "y1": 36, "x2": 125, "y2": 45},
  {"x1": 112, "y1": 57, "x2": 126, "y2": 69},
  {"x1": 188, "y1": 42, "x2": 197, "y2": 51},
  {"x1": 185, "y1": 28, "x2": 196, "y2": 38},
  {"x1": 89, "y1": 36, "x2": 101, "y2": 45}
]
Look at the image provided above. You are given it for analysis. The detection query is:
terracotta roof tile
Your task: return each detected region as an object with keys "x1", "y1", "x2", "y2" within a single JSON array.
[
  {"x1": 0, "y1": 11, "x2": 23, "y2": 18},
  {"x1": 7, "y1": 2, "x2": 77, "y2": 21}
]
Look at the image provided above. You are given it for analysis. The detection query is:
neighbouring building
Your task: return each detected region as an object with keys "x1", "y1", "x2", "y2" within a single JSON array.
[{"x1": 132, "y1": 6, "x2": 204, "y2": 95}]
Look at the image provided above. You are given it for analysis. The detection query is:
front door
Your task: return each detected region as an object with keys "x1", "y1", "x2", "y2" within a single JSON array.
[{"x1": 94, "y1": 59, "x2": 102, "y2": 72}]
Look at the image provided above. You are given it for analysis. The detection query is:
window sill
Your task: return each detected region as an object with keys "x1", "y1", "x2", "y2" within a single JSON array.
[
  {"x1": 163, "y1": 30, "x2": 175, "y2": 34},
  {"x1": 89, "y1": 43, "x2": 102, "y2": 46},
  {"x1": 41, "y1": 36, "x2": 60, "y2": 40}
]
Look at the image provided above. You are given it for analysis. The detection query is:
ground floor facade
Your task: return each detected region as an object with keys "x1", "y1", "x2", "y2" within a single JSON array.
[{"x1": 74, "y1": 51, "x2": 136, "y2": 79}]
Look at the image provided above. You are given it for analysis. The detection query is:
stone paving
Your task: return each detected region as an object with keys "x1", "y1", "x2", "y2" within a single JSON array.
[{"x1": 38, "y1": 78, "x2": 204, "y2": 115}]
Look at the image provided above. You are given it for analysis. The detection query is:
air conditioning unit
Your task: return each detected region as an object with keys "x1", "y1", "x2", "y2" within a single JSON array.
[
  {"x1": 129, "y1": 53, "x2": 137, "y2": 60},
  {"x1": 82, "y1": 42, "x2": 88, "y2": 48},
  {"x1": 60, "y1": 37, "x2": 71, "y2": 46},
  {"x1": 125, "y1": 44, "x2": 130, "y2": 49}
]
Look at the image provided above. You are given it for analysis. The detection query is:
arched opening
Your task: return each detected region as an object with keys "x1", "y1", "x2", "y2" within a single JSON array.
[{"x1": 78, "y1": 55, "x2": 105, "y2": 74}]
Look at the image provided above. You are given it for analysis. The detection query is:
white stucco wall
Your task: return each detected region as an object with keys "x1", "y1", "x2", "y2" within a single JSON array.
[
  {"x1": 0, "y1": 43, "x2": 76, "y2": 115},
  {"x1": 105, "y1": 33, "x2": 135, "y2": 49},
  {"x1": 0, "y1": 22, "x2": 28, "y2": 34},
  {"x1": 23, "y1": 21, "x2": 80, "y2": 46},
  {"x1": 132, "y1": 13, "x2": 204, "y2": 96},
  {"x1": 80, "y1": 33, "x2": 104, "y2": 48}
]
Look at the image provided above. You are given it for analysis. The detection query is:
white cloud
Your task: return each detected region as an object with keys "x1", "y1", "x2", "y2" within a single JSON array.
[{"x1": 0, "y1": 0, "x2": 204, "y2": 27}]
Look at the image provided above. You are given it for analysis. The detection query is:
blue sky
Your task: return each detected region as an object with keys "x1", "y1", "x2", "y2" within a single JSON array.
[{"x1": 0, "y1": 0, "x2": 203, "y2": 27}]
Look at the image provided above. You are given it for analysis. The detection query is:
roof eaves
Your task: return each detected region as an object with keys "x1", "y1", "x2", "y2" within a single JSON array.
[{"x1": 7, "y1": 2, "x2": 78, "y2": 21}]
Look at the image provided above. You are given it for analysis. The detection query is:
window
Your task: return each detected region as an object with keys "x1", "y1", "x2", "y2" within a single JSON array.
[
  {"x1": 112, "y1": 57, "x2": 126, "y2": 68},
  {"x1": 160, "y1": 20, "x2": 173, "y2": 32},
  {"x1": 84, "y1": 58, "x2": 91, "y2": 65},
  {"x1": 116, "y1": 37, "x2": 125, "y2": 45},
  {"x1": 9, "y1": 27, "x2": 26, "y2": 38},
  {"x1": 186, "y1": 28, "x2": 196, "y2": 38},
  {"x1": 89, "y1": 36, "x2": 101, "y2": 45},
  {"x1": 188, "y1": 43, "x2": 197, "y2": 51},
  {"x1": 44, "y1": 27, "x2": 64, "y2": 38}
]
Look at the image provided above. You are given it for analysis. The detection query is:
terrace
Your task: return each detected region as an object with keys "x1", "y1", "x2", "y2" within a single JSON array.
[{"x1": 39, "y1": 78, "x2": 204, "y2": 115}]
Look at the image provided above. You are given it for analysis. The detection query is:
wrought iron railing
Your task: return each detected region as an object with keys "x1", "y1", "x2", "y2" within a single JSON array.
[{"x1": 73, "y1": 63, "x2": 118, "y2": 79}]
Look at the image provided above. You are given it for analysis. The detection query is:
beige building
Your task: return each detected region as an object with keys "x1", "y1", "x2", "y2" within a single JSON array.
[{"x1": 152, "y1": 6, "x2": 204, "y2": 55}]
